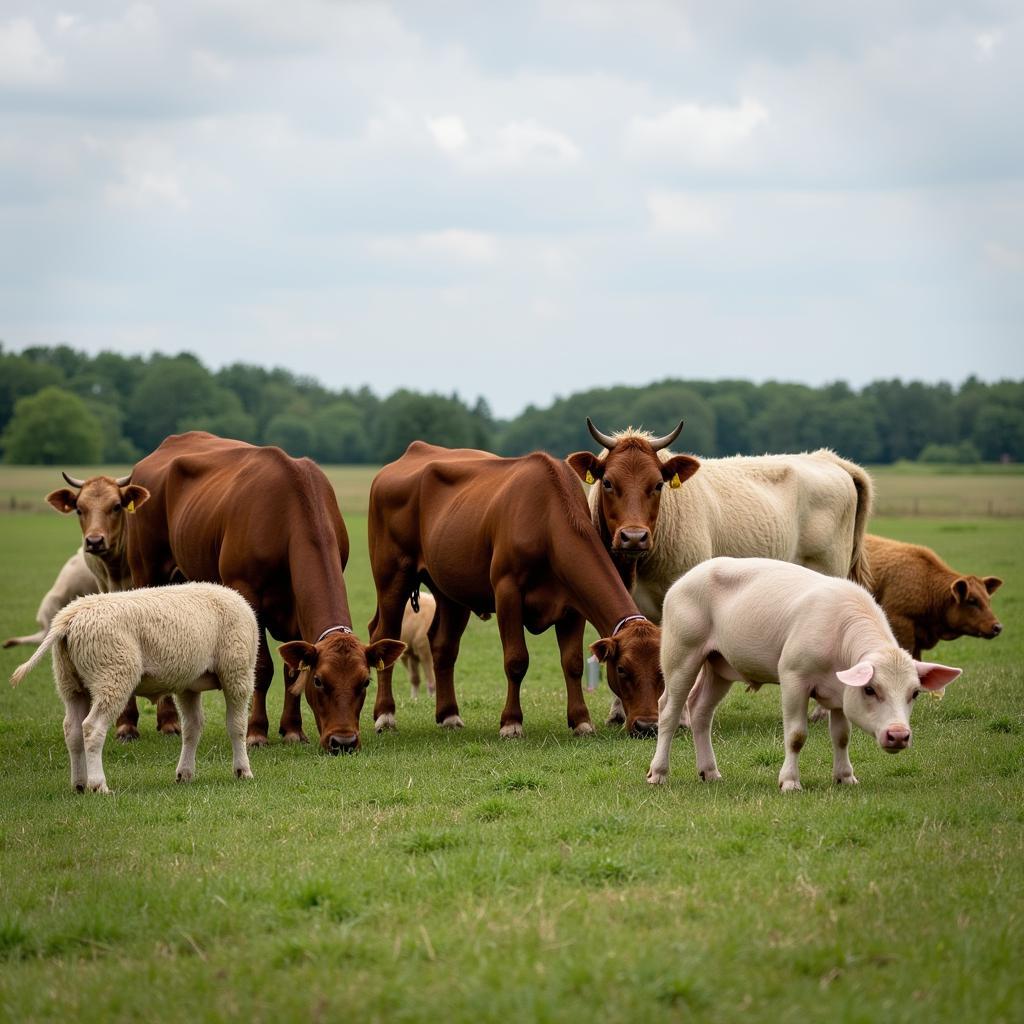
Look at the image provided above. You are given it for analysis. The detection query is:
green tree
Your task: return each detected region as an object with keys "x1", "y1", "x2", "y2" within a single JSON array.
[
  {"x1": 264, "y1": 413, "x2": 315, "y2": 456},
  {"x1": 972, "y1": 405, "x2": 1024, "y2": 461},
  {"x1": 312, "y1": 401, "x2": 368, "y2": 463},
  {"x1": 2, "y1": 386, "x2": 103, "y2": 465}
]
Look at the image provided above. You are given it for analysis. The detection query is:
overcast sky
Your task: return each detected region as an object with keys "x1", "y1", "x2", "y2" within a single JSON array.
[{"x1": 2, "y1": 2, "x2": 1022, "y2": 417}]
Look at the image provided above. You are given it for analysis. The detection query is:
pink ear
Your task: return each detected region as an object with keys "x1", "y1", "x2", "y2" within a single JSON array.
[
  {"x1": 914, "y1": 661, "x2": 962, "y2": 691},
  {"x1": 836, "y1": 661, "x2": 874, "y2": 687}
]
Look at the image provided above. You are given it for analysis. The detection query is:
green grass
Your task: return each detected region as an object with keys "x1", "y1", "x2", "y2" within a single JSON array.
[{"x1": 0, "y1": 487, "x2": 1022, "y2": 1021}]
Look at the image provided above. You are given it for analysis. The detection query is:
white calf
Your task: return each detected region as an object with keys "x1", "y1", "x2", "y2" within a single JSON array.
[
  {"x1": 10, "y1": 583, "x2": 257, "y2": 793},
  {"x1": 400, "y1": 591, "x2": 436, "y2": 699},
  {"x1": 647, "y1": 558, "x2": 961, "y2": 791},
  {"x1": 4, "y1": 550, "x2": 99, "y2": 648}
]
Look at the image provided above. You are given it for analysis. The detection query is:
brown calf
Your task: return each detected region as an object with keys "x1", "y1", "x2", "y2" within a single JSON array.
[
  {"x1": 866, "y1": 534, "x2": 1003, "y2": 659},
  {"x1": 368, "y1": 443, "x2": 665, "y2": 738}
]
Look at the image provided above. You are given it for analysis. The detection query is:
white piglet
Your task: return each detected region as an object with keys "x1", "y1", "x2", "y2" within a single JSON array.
[
  {"x1": 11, "y1": 583, "x2": 258, "y2": 793},
  {"x1": 647, "y1": 558, "x2": 961, "y2": 791}
]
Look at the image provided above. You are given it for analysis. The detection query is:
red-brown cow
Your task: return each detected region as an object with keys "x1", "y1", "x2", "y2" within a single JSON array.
[
  {"x1": 368, "y1": 442, "x2": 664, "y2": 737},
  {"x1": 126, "y1": 432, "x2": 404, "y2": 753},
  {"x1": 866, "y1": 533, "x2": 1003, "y2": 659},
  {"x1": 45, "y1": 472, "x2": 180, "y2": 739}
]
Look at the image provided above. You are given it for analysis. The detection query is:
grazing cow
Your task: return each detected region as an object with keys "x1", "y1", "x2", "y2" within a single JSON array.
[
  {"x1": 568, "y1": 420, "x2": 873, "y2": 724},
  {"x1": 866, "y1": 534, "x2": 1003, "y2": 659},
  {"x1": 368, "y1": 442, "x2": 665, "y2": 738},
  {"x1": 11, "y1": 583, "x2": 258, "y2": 793},
  {"x1": 646, "y1": 558, "x2": 961, "y2": 791},
  {"x1": 401, "y1": 591, "x2": 437, "y2": 699},
  {"x1": 4, "y1": 549, "x2": 98, "y2": 648},
  {"x1": 126, "y1": 432, "x2": 405, "y2": 753},
  {"x1": 45, "y1": 472, "x2": 179, "y2": 739}
]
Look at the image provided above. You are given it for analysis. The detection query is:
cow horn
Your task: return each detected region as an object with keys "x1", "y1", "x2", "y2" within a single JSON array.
[
  {"x1": 61, "y1": 471, "x2": 86, "y2": 489},
  {"x1": 649, "y1": 421, "x2": 685, "y2": 451},
  {"x1": 586, "y1": 418, "x2": 617, "y2": 451},
  {"x1": 114, "y1": 473, "x2": 132, "y2": 487}
]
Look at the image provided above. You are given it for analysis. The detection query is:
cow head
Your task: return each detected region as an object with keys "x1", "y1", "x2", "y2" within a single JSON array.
[
  {"x1": 590, "y1": 618, "x2": 664, "y2": 737},
  {"x1": 279, "y1": 633, "x2": 405, "y2": 753},
  {"x1": 943, "y1": 575, "x2": 1003, "y2": 642},
  {"x1": 837, "y1": 649, "x2": 961, "y2": 752},
  {"x1": 46, "y1": 473, "x2": 150, "y2": 558},
  {"x1": 568, "y1": 419, "x2": 700, "y2": 563}
]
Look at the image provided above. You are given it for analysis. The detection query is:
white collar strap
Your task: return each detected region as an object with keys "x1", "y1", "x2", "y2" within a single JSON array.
[
  {"x1": 316, "y1": 625, "x2": 354, "y2": 643},
  {"x1": 611, "y1": 615, "x2": 647, "y2": 637}
]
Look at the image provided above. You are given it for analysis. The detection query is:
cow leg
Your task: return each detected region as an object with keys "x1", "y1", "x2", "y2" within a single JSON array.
[
  {"x1": 156, "y1": 694, "x2": 181, "y2": 735},
  {"x1": 370, "y1": 576, "x2": 415, "y2": 732},
  {"x1": 279, "y1": 663, "x2": 308, "y2": 744},
  {"x1": 174, "y1": 690, "x2": 204, "y2": 783},
  {"x1": 495, "y1": 582, "x2": 530, "y2": 738},
  {"x1": 829, "y1": 708, "x2": 858, "y2": 785},
  {"x1": 246, "y1": 625, "x2": 275, "y2": 747},
  {"x1": 115, "y1": 694, "x2": 141, "y2": 743},
  {"x1": 430, "y1": 597, "x2": 471, "y2": 729},
  {"x1": 778, "y1": 677, "x2": 810, "y2": 792},
  {"x1": 688, "y1": 667, "x2": 733, "y2": 782},
  {"x1": 555, "y1": 612, "x2": 593, "y2": 735},
  {"x1": 62, "y1": 691, "x2": 90, "y2": 792}
]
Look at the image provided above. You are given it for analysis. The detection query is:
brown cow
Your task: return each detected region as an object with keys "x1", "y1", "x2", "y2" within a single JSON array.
[
  {"x1": 126, "y1": 432, "x2": 405, "y2": 753},
  {"x1": 367, "y1": 442, "x2": 664, "y2": 738},
  {"x1": 865, "y1": 534, "x2": 1003, "y2": 658},
  {"x1": 45, "y1": 472, "x2": 180, "y2": 739}
]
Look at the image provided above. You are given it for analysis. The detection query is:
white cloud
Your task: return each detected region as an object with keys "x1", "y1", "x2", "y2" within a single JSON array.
[
  {"x1": 494, "y1": 119, "x2": 580, "y2": 165},
  {"x1": 0, "y1": 17, "x2": 63, "y2": 85},
  {"x1": 985, "y1": 242, "x2": 1024, "y2": 273},
  {"x1": 370, "y1": 230, "x2": 498, "y2": 266},
  {"x1": 626, "y1": 97, "x2": 768, "y2": 167},
  {"x1": 427, "y1": 114, "x2": 468, "y2": 153},
  {"x1": 975, "y1": 30, "x2": 1002, "y2": 60},
  {"x1": 647, "y1": 191, "x2": 723, "y2": 235}
]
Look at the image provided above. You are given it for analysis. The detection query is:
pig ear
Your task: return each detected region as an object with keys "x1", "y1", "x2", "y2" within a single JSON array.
[
  {"x1": 590, "y1": 637, "x2": 618, "y2": 664},
  {"x1": 951, "y1": 578, "x2": 969, "y2": 603},
  {"x1": 836, "y1": 661, "x2": 874, "y2": 687},
  {"x1": 365, "y1": 639, "x2": 405, "y2": 672},
  {"x1": 914, "y1": 661, "x2": 962, "y2": 692},
  {"x1": 983, "y1": 576, "x2": 1003, "y2": 595}
]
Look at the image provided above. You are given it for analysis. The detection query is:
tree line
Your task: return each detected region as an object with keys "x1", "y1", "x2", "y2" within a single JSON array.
[{"x1": 1, "y1": 344, "x2": 1022, "y2": 466}]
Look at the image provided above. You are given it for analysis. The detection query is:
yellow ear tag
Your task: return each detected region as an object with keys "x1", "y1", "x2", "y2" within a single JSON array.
[
  {"x1": 126, "y1": 500, "x2": 136, "y2": 513},
  {"x1": 298, "y1": 661, "x2": 309, "y2": 672},
  {"x1": 930, "y1": 690, "x2": 944, "y2": 701},
  {"x1": 670, "y1": 473, "x2": 681, "y2": 489},
  {"x1": 585, "y1": 470, "x2": 595, "y2": 485},
  {"x1": 377, "y1": 659, "x2": 385, "y2": 670}
]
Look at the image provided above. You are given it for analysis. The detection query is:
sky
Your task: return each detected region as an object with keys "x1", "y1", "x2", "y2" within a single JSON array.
[{"x1": 1, "y1": 1, "x2": 1022, "y2": 418}]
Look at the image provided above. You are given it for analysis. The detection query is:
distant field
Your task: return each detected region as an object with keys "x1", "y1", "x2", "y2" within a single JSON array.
[{"x1": 3, "y1": 462, "x2": 1024, "y2": 518}]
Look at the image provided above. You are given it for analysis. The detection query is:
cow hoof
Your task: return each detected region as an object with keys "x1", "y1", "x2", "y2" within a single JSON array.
[
  {"x1": 246, "y1": 733, "x2": 269, "y2": 748},
  {"x1": 499, "y1": 722, "x2": 523, "y2": 739},
  {"x1": 116, "y1": 726, "x2": 140, "y2": 743},
  {"x1": 779, "y1": 779, "x2": 802, "y2": 793},
  {"x1": 375, "y1": 713, "x2": 397, "y2": 733},
  {"x1": 646, "y1": 767, "x2": 667, "y2": 785},
  {"x1": 834, "y1": 773, "x2": 859, "y2": 786},
  {"x1": 158, "y1": 722, "x2": 182, "y2": 736},
  {"x1": 176, "y1": 769, "x2": 194, "y2": 783},
  {"x1": 281, "y1": 731, "x2": 308, "y2": 745},
  {"x1": 573, "y1": 722, "x2": 596, "y2": 737},
  {"x1": 88, "y1": 781, "x2": 111, "y2": 795},
  {"x1": 440, "y1": 715, "x2": 464, "y2": 729},
  {"x1": 698, "y1": 768, "x2": 722, "y2": 782},
  {"x1": 235, "y1": 767, "x2": 254, "y2": 780}
]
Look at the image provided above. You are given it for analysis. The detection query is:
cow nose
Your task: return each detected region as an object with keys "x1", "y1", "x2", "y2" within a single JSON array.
[
  {"x1": 882, "y1": 725, "x2": 910, "y2": 751},
  {"x1": 84, "y1": 535, "x2": 106, "y2": 553},
  {"x1": 991, "y1": 623, "x2": 1003, "y2": 637},
  {"x1": 629, "y1": 718, "x2": 659, "y2": 738},
  {"x1": 620, "y1": 528, "x2": 650, "y2": 549},
  {"x1": 327, "y1": 733, "x2": 359, "y2": 755}
]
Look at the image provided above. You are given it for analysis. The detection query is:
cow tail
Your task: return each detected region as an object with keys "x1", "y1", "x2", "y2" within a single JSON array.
[
  {"x1": 832, "y1": 453, "x2": 874, "y2": 591},
  {"x1": 9, "y1": 623, "x2": 62, "y2": 687}
]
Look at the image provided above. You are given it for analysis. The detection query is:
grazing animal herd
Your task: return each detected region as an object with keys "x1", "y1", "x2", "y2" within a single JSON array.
[{"x1": 7, "y1": 424, "x2": 1004, "y2": 795}]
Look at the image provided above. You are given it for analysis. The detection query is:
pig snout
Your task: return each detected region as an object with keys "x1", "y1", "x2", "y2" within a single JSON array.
[{"x1": 880, "y1": 724, "x2": 911, "y2": 752}]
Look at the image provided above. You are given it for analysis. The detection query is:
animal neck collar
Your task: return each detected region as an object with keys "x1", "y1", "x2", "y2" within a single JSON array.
[
  {"x1": 316, "y1": 625, "x2": 353, "y2": 643},
  {"x1": 611, "y1": 614, "x2": 647, "y2": 637}
]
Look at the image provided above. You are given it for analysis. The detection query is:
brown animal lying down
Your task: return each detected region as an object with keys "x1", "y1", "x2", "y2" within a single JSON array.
[{"x1": 864, "y1": 534, "x2": 1003, "y2": 659}]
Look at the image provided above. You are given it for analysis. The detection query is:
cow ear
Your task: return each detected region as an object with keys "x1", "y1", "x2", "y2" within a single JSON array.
[
  {"x1": 46, "y1": 488, "x2": 78, "y2": 514},
  {"x1": 837, "y1": 661, "x2": 874, "y2": 687},
  {"x1": 365, "y1": 639, "x2": 405, "y2": 672},
  {"x1": 279, "y1": 641, "x2": 317, "y2": 673},
  {"x1": 590, "y1": 637, "x2": 618, "y2": 664},
  {"x1": 567, "y1": 452, "x2": 603, "y2": 485},
  {"x1": 983, "y1": 576, "x2": 1003, "y2": 595},
  {"x1": 951, "y1": 578, "x2": 969, "y2": 603},
  {"x1": 914, "y1": 660, "x2": 962, "y2": 691},
  {"x1": 660, "y1": 455, "x2": 700, "y2": 489},
  {"x1": 120, "y1": 484, "x2": 150, "y2": 512}
]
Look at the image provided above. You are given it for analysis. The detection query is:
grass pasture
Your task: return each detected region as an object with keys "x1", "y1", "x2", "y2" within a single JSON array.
[{"x1": 0, "y1": 469, "x2": 1021, "y2": 1023}]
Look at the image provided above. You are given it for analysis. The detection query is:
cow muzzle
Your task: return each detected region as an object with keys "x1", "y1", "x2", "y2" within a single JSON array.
[
  {"x1": 628, "y1": 717, "x2": 659, "y2": 738},
  {"x1": 880, "y1": 724, "x2": 911, "y2": 752},
  {"x1": 84, "y1": 534, "x2": 108, "y2": 554},
  {"x1": 615, "y1": 528, "x2": 651, "y2": 558},
  {"x1": 987, "y1": 623, "x2": 1003, "y2": 638},
  {"x1": 325, "y1": 732, "x2": 360, "y2": 755}
]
